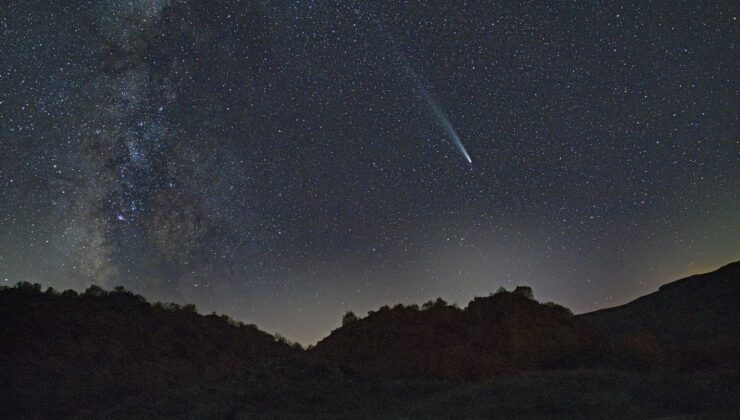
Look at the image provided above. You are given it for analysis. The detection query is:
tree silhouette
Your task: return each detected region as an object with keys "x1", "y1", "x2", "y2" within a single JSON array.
[
  {"x1": 513, "y1": 286, "x2": 534, "y2": 300},
  {"x1": 433, "y1": 297, "x2": 448, "y2": 308},
  {"x1": 15, "y1": 281, "x2": 42, "y2": 293},
  {"x1": 342, "y1": 310, "x2": 359, "y2": 326},
  {"x1": 84, "y1": 285, "x2": 106, "y2": 297},
  {"x1": 544, "y1": 302, "x2": 573, "y2": 316}
]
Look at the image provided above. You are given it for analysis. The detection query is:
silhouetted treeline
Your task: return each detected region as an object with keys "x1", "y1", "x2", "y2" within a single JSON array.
[
  {"x1": 0, "y1": 283, "x2": 302, "y2": 418},
  {"x1": 312, "y1": 287, "x2": 609, "y2": 380},
  {"x1": 1, "y1": 262, "x2": 739, "y2": 418}
]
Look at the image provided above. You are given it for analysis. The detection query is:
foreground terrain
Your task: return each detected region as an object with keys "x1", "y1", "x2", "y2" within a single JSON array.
[{"x1": 1, "y1": 262, "x2": 738, "y2": 418}]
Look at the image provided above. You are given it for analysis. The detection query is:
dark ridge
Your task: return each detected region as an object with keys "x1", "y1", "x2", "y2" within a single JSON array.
[
  {"x1": 579, "y1": 261, "x2": 740, "y2": 370},
  {"x1": 0, "y1": 284, "x2": 303, "y2": 418},
  {"x1": 311, "y1": 290, "x2": 610, "y2": 380}
]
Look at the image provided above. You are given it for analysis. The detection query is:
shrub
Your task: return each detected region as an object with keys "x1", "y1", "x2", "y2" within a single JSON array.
[
  {"x1": 274, "y1": 333, "x2": 289, "y2": 345},
  {"x1": 433, "y1": 297, "x2": 448, "y2": 308},
  {"x1": 218, "y1": 314, "x2": 244, "y2": 327},
  {"x1": 342, "y1": 310, "x2": 359, "y2": 326},
  {"x1": 83, "y1": 285, "x2": 106, "y2": 297},
  {"x1": 161, "y1": 302, "x2": 181, "y2": 311},
  {"x1": 544, "y1": 302, "x2": 573, "y2": 316},
  {"x1": 513, "y1": 286, "x2": 534, "y2": 300},
  {"x1": 423, "y1": 298, "x2": 448, "y2": 310},
  {"x1": 15, "y1": 281, "x2": 42, "y2": 293}
]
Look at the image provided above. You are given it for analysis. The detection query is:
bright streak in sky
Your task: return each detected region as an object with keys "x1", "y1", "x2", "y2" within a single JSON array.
[{"x1": 415, "y1": 82, "x2": 472, "y2": 164}]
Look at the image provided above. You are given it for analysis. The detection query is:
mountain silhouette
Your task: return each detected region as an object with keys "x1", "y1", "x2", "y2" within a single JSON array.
[
  {"x1": 0, "y1": 262, "x2": 738, "y2": 418},
  {"x1": 0, "y1": 285, "x2": 302, "y2": 417},
  {"x1": 579, "y1": 261, "x2": 740, "y2": 370}
]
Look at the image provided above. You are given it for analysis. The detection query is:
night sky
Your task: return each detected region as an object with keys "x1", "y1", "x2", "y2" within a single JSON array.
[{"x1": 1, "y1": 1, "x2": 738, "y2": 344}]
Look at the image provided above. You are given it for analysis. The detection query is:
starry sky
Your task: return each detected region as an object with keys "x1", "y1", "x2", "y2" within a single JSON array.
[{"x1": 1, "y1": 0, "x2": 738, "y2": 344}]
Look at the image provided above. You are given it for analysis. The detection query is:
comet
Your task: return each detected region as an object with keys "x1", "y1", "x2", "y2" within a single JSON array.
[
  {"x1": 414, "y1": 82, "x2": 472, "y2": 164},
  {"x1": 371, "y1": 16, "x2": 473, "y2": 165}
]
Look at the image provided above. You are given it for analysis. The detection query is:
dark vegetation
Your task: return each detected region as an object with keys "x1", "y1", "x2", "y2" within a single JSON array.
[
  {"x1": 0, "y1": 284, "x2": 303, "y2": 418},
  {"x1": 313, "y1": 289, "x2": 608, "y2": 380},
  {"x1": 1, "y1": 262, "x2": 739, "y2": 419}
]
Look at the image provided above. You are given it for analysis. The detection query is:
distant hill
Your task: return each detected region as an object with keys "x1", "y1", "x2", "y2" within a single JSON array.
[
  {"x1": 0, "y1": 285, "x2": 302, "y2": 418},
  {"x1": 311, "y1": 289, "x2": 610, "y2": 380},
  {"x1": 579, "y1": 261, "x2": 740, "y2": 370}
]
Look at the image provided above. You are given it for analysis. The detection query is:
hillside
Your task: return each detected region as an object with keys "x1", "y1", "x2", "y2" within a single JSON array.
[
  {"x1": 0, "y1": 284, "x2": 304, "y2": 418},
  {"x1": 311, "y1": 289, "x2": 610, "y2": 380},
  {"x1": 1, "y1": 263, "x2": 739, "y2": 418},
  {"x1": 579, "y1": 261, "x2": 740, "y2": 370}
]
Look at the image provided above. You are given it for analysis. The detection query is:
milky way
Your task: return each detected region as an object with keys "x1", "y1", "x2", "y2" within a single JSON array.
[{"x1": 1, "y1": 1, "x2": 738, "y2": 343}]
